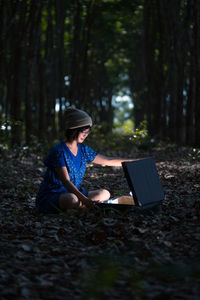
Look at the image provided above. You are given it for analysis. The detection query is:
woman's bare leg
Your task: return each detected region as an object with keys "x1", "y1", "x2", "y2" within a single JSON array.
[
  {"x1": 58, "y1": 189, "x2": 110, "y2": 211},
  {"x1": 88, "y1": 189, "x2": 110, "y2": 202}
]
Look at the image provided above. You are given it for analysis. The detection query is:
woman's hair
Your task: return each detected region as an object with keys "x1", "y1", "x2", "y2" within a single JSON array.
[{"x1": 65, "y1": 125, "x2": 91, "y2": 142}]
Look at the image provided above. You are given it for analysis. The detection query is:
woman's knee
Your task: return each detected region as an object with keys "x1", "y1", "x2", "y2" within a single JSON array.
[
  {"x1": 59, "y1": 193, "x2": 79, "y2": 210},
  {"x1": 100, "y1": 189, "x2": 110, "y2": 201},
  {"x1": 89, "y1": 189, "x2": 110, "y2": 201}
]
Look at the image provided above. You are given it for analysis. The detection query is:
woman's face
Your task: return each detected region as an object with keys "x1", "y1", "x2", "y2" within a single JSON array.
[{"x1": 77, "y1": 128, "x2": 91, "y2": 143}]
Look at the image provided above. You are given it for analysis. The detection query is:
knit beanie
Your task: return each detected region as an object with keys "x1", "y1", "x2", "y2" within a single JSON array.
[{"x1": 65, "y1": 107, "x2": 92, "y2": 129}]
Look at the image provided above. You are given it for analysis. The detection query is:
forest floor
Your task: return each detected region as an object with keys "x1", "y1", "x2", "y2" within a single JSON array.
[{"x1": 0, "y1": 145, "x2": 200, "y2": 300}]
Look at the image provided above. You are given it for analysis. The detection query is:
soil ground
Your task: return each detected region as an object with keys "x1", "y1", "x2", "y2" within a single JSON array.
[{"x1": 0, "y1": 147, "x2": 200, "y2": 299}]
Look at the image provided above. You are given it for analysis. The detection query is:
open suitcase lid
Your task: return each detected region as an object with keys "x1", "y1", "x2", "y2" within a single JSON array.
[{"x1": 96, "y1": 158, "x2": 164, "y2": 211}]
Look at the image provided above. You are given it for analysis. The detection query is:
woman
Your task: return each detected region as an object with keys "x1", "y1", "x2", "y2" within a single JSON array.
[{"x1": 36, "y1": 107, "x2": 135, "y2": 213}]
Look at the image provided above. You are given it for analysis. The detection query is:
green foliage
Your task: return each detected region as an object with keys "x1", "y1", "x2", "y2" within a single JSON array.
[
  {"x1": 154, "y1": 142, "x2": 200, "y2": 162},
  {"x1": 0, "y1": 126, "x2": 58, "y2": 159},
  {"x1": 0, "y1": 116, "x2": 23, "y2": 146},
  {"x1": 81, "y1": 252, "x2": 200, "y2": 300},
  {"x1": 187, "y1": 148, "x2": 200, "y2": 161},
  {"x1": 81, "y1": 253, "x2": 146, "y2": 299},
  {"x1": 87, "y1": 120, "x2": 155, "y2": 152},
  {"x1": 129, "y1": 120, "x2": 153, "y2": 149},
  {"x1": 83, "y1": 264, "x2": 119, "y2": 299}
]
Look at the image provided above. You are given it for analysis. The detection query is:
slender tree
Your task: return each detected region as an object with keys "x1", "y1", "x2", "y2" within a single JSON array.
[{"x1": 193, "y1": 0, "x2": 200, "y2": 146}]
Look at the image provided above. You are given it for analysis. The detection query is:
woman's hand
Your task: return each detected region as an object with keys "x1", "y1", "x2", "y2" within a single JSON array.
[
  {"x1": 55, "y1": 167, "x2": 94, "y2": 207},
  {"x1": 81, "y1": 197, "x2": 95, "y2": 208}
]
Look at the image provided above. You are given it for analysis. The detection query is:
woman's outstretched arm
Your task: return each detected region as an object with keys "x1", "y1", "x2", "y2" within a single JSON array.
[{"x1": 92, "y1": 154, "x2": 138, "y2": 167}]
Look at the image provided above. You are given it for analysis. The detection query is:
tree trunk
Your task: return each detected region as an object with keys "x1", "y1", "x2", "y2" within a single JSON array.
[
  {"x1": 24, "y1": 2, "x2": 42, "y2": 144},
  {"x1": 194, "y1": 0, "x2": 200, "y2": 146},
  {"x1": 10, "y1": 1, "x2": 29, "y2": 146},
  {"x1": 55, "y1": 0, "x2": 67, "y2": 133},
  {"x1": 186, "y1": 60, "x2": 195, "y2": 145},
  {"x1": 68, "y1": 0, "x2": 82, "y2": 105},
  {"x1": 10, "y1": 40, "x2": 22, "y2": 145},
  {"x1": 38, "y1": 60, "x2": 45, "y2": 141},
  {"x1": 44, "y1": 0, "x2": 56, "y2": 138},
  {"x1": 143, "y1": 0, "x2": 154, "y2": 134},
  {"x1": 79, "y1": 1, "x2": 94, "y2": 109}
]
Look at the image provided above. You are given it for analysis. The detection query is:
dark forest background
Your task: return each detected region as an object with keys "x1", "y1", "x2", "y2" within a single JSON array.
[
  {"x1": 0, "y1": 0, "x2": 200, "y2": 147},
  {"x1": 0, "y1": 2, "x2": 200, "y2": 298}
]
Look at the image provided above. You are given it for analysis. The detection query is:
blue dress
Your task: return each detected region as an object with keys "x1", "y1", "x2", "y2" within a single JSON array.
[{"x1": 36, "y1": 141, "x2": 98, "y2": 213}]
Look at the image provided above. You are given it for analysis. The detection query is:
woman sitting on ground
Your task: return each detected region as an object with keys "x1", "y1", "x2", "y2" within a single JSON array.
[{"x1": 36, "y1": 107, "x2": 135, "y2": 213}]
